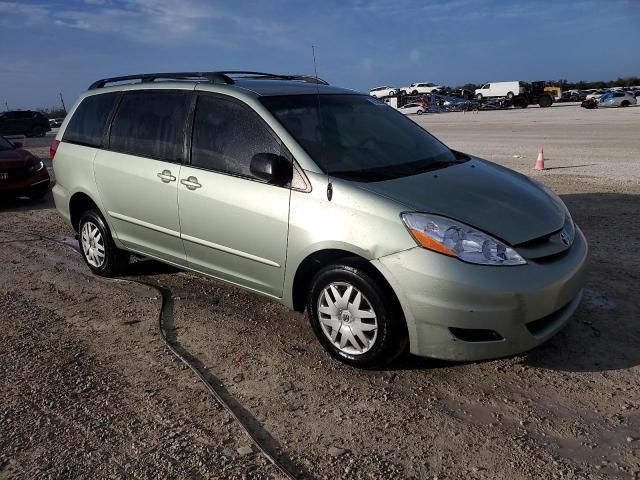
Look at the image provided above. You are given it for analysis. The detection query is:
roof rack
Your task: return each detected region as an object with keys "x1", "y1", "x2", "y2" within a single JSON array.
[{"x1": 88, "y1": 71, "x2": 329, "y2": 90}]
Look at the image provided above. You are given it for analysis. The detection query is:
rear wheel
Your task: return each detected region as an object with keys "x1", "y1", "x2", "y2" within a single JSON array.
[
  {"x1": 307, "y1": 263, "x2": 407, "y2": 368},
  {"x1": 78, "y1": 209, "x2": 129, "y2": 276},
  {"x1": 621, "y1": 100, "x2": 630, "y2": 107},
  {"x1": 416, "y1": 109, "x2": 424, "y2": 115},
  {"x1": 506, "y1": 91, "x2": 514, "y2": 99}
]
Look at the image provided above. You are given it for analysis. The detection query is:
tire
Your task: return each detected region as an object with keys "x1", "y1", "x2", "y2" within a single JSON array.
[
  {"x1": 475, "y1": 93, "x2": 483, "y2": 101},
  {"x1": 412, "y1": 90, "x2": 419, "y2": 96},
  {"x1": 31, "y1": 125, "x2": 46, "y2": 137},
  {"x1": 416, "y1": 109, "x2": 423, "y2": 115},
  {"x1": 506, "y1": 91, "x2": 514, "y2": 99},
  {"x1": 307, "y1": 263, "x2": 407, "y2": 368},
  {"x1": 78, "y1": 209, "x2": 129, "y2": 276},
  {"x1": 538, "y1": 95, "x2": 553, "y2": 108},
  {"x1": 621, "y1": 100, "x2": 630, "y2": 107}
]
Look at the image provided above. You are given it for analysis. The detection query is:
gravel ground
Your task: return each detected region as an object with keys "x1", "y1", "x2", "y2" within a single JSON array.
[{"x1": 1, "y1": 104, "x2": 639, "y2": 479}]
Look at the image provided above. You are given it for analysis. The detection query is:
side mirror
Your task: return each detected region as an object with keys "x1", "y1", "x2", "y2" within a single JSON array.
[
  {"x1": 250, "y1": 153, "x2": 293, "y2": 186},
  {"x1": 12, "y1": 141, "x2": 23, "y2": 149}
]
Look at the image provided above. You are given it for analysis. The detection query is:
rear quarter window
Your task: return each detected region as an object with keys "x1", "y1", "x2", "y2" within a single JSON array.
[{"x1": 63, "y1": 93, "x2": 118, "y2": 147}]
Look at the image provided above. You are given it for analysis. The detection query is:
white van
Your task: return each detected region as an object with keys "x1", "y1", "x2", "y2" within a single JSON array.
[{"x1": 475, "y1": 81, "x2": 525, "y2": 100}]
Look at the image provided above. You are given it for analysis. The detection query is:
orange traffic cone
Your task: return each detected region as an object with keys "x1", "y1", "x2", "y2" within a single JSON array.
[{"x1": 534, "y1": 146, "x2": 545, "y2": 170}]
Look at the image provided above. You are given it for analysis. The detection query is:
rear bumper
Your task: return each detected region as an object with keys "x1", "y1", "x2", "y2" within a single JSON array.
[
  {"x1": 52, "y1": 183, "x2": 72, "y2": 225},
  {"x1": 373, "y1": 227, "x2": 588, "y2": 361}
]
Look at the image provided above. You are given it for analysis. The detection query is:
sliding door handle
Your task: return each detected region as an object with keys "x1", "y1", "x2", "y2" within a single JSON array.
[
  {"x1": 157, "y1": 170, "x2": 176, "y2": 183},
  {"x1": 180, "y1": 176, "x2": 202, "y2": 190}
]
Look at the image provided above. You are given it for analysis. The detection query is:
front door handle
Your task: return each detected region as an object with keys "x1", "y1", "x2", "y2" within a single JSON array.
[
  {"x1": 180, "y1": 176, "x2": 202, "y2": 190},
  {"x1": 157, "y1": 169, "x2": 176, "y2": 183}
]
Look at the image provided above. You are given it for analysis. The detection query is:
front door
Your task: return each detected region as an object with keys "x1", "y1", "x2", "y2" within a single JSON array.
[
  {"x1": 178, "y1": 93, "x2": 290, "y2": 297},
  {"x1": 94, "y1": 90, "x2": 191, "y2": 265}
]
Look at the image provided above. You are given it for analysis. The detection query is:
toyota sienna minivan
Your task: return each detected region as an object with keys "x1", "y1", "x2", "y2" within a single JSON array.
[{"x1": 52, "y1": 71, "x2": 587, "y2": 368}]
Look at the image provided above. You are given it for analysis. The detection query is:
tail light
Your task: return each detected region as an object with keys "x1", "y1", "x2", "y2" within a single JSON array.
[{"x1": 50, "y1": 139, "x2": 60, "y2": 160}]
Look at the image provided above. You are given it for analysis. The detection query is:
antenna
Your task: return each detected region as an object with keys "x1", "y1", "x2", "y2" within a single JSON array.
[{"x1": 312, "y1": 45, "x2": 333, "y2": 201}]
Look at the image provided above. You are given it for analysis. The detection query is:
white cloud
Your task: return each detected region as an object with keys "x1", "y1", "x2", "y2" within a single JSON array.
[
  {"x1": 0, "y1": 0, "x2": 294, "y2": 48},
  {"x1": 0, "y1": 2, "x2": 49, "y2": 26}
]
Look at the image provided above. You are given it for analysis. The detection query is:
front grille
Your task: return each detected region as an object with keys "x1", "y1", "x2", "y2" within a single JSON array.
[
  {"x1": 0, "y1": 167, "x2": 30, "y2": 182},
  {"x1": 515, "y1": 217, "x2": 575, "y2": 260}
]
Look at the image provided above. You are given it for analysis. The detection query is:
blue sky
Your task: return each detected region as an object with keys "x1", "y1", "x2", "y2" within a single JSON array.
[{"x1": 0, "y1": 0, "x2": 638, "y2": 110}]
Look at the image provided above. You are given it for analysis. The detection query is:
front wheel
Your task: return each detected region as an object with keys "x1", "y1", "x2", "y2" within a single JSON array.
[
  {"x1": 307, "y1": 264, "x2": 407, "y2": 368},
  {"x1": 78, "y1": 209, "x2": 129, "y2": 276},
  {"x1": 621, "y1": 100, "x2": 630, "y2": 107},
  {"x1": 475, "y1": 93, "x2": 483, "y2": 101}
]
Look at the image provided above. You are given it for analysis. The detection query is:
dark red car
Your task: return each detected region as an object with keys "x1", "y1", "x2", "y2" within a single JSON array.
[{"x1": 0, "y1": 136, "x2": 50, "y2": 200}]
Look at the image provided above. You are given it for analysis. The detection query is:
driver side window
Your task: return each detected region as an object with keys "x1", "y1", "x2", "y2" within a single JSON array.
[{"x1": 191, "y1": 95, "x2": 283, "y2": 180}]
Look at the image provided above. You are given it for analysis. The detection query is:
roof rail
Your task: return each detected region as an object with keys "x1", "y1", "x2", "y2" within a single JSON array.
[
  {"x1": 88, "y1": 72, "x2": 234, "y2": 90},
  {"x1": 216, "y1": 71, "x2": 329, "y2": 85},
  {"x1": 88, "y1": 71, "x2": 329, "y2": 90}
]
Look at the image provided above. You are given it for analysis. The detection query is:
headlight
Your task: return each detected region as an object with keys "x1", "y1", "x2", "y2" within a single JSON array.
[
  {"x1": 401, "y1": 213, "x2": 526, "y2": 266},
  {"x1": 26, "y1": 160, "x2": 44, "y2": 175}
]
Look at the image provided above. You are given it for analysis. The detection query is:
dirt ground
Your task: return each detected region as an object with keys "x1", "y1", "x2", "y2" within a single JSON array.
[{"x1": 1, "y1": 104, "x2": 639, "y2": 480}]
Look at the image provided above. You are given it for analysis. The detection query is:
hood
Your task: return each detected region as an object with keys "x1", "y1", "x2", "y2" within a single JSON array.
[
  {"x1": 0, "y1": 148, "x2": 35, "y2": 169},
  {"x1": 356, "y1": 158, "x2": 566, "y2": 245}
]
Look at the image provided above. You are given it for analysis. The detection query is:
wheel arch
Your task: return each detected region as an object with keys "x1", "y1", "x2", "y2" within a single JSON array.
[
  {"x1": 290, "y1": 248, "x2": 403, "y2": 318},
  {"x1": 69, "y1": 191, "x2": 101, "y2": 232}
]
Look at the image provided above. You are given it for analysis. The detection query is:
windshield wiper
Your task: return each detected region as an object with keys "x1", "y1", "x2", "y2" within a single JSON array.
[{"x1": 411, "y1": 159, "x2": 466, "y2": 174}]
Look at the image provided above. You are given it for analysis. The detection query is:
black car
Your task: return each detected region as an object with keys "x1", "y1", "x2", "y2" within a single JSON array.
[{"x1": 0, "y1": 110, "x2": 51, "y2": 137}]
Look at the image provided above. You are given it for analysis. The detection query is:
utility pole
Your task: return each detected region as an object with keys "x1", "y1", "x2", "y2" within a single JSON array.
[
  {"x1": 3, "y1": 101, "x2": 7, "y2": 111},
  {"x1": 59, "y1": 92, "x2": 67, "y2": 115}
]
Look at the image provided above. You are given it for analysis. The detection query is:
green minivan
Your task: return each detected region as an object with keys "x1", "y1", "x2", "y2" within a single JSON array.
[{"x1": 52, "y1": 71, "x2": 587, "y2": 368}]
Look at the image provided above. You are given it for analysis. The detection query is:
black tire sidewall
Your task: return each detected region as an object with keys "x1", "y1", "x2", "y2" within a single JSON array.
[
  {"x1": 307, "y1": 264, "x2": 405, "y2": 368},
  {"x1": 78, "y1": 209, "x2": 123, "y2": 276}
]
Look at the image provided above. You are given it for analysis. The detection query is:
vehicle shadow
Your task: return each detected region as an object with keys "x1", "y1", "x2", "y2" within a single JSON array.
[
  {"x1": 390, "y1": 192, "x2": 640, "y2": 374},
  {"x1": 0, "y1": 191, "x2": 54, "y2": 212},
  {"x1": 124, "y1": 257, "x2": 181, "y2": 276}
]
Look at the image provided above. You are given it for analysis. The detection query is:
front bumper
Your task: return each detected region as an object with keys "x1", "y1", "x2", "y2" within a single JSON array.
[
  {"x1": 373, "y1": 227, "x2": 588, "y2": 361},
  {"x1": 0, "y1": 169, "x2": 50, "y2": 198}
]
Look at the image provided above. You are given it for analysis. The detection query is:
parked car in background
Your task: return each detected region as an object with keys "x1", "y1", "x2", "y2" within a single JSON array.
[
  {"x1": 0, "y1": 135, "x2": 50, "y2": 199},
  {"x1": 559, "y1": 90, "x2": 587, "y2": 102},
  {"x1": 475, "y1": 81, "x2": 525, "y2": 100},
  {"x1": 369, "y1": 86, "x2": 399, "y2": 98},
  {"x1": 598, "y1": 91, "x2": 637, "y2": 107},
  {"x1": 397, "y1": 102, "x2": 426, "y2": 115},
  {"x1": 0, "y1": 111, "x2": 51, "y2": 137},
  {"x1": 585, "y1": 90, "x2": 607, "y2": 100},
  {"x1": 49, "y1": 118, "x2": 65, "y2": 128},
  {"x1": 402, "y1": 82, "x2": 443, "y2": 95}
]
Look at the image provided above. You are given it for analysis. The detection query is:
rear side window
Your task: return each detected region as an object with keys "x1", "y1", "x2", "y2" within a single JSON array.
[
  {"x1": 109, "y1": 91, "x2": 189, "y2": 162},
  {"x1": 63, "y1": 93, "x2": 117, "y2": 147},
  {"x1": 191, "y1": 95, "x2": 281, "y2": 178}
]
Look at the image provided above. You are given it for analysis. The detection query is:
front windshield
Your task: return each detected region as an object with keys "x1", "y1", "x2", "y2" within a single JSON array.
[
  {"x1": 0, "y1": 136, "x2": 14, "y2": 151},
  {"x1": 260, "y1": 94, "x2": 458, "y2": 182}
]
